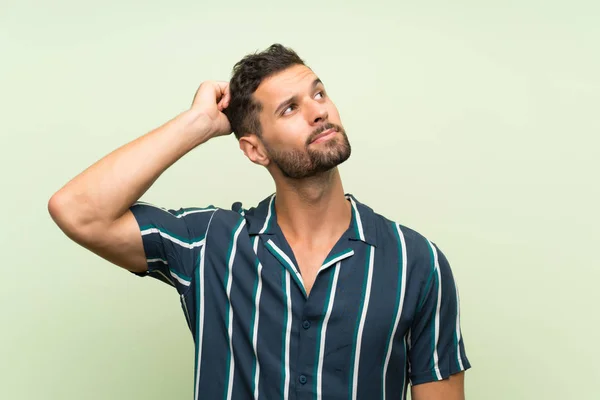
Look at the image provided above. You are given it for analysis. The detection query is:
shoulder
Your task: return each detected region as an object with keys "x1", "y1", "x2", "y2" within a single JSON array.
[
  {"x1": 358, "y1": 201, "x2": 431, "y2": 252},
  {"x1": 195, "y1": 202, "x2": 248, "y2": 235},
  {"x1": 362, "y1": 202, "x2": 443, "y2": 276},
  {"x1": 204, "y1": 198, "x2": 273, "y2": 235},
  {"x1": 131, "y1": 200, "x2": 243, "y2": 231}
]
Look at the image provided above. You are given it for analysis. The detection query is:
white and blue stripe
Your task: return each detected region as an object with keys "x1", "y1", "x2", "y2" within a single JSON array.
[{"x1": 128, "y1": 193, "x2": 470, "y2": 399}]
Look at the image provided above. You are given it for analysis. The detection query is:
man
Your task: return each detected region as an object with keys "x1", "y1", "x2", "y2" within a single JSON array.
[{"x1": 49, "y1": 44, "x2": 470, "y2": 399}]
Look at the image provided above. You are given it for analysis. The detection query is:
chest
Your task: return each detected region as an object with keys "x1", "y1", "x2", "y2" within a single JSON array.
[
  {"x1": 249, "y1": 236, "x2": 418, "y2": 334},
  {"x1": 240, "y1": 239, "x2": 414, "y2": 379},
  {"x1": 203, "y1": 229, "x2": 419, "y2": 345},
  {"x1": 194, "y1": 249, "x2": 414, "y2": 400},
  {"x1": 196, "y1": 233, "x2": 418, "y2": 381},
  {"x1": 290, "y1": 244, "x2": 332, "y2": 295}
]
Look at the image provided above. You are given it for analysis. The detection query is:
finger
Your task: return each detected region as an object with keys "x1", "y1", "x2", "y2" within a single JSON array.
[
  {"x1": 214, "y1": 80, "x2": 229, "y2": 93},
  {"x1": 219, "y1": 91, "x2": 232, "y2": 113},
  {"x1": 217, "y1": 97, "x2": 224, "y2": 110},
  {"x1": 216, "y1": 81, "x2": 230, "y2": 105},
  {"x1": 223, "y1": 83, "x2": 231, "y2": 104}
]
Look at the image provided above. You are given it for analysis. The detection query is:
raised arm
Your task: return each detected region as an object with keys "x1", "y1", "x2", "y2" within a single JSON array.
[{"x1": 48, "y1": 81, "x2": 232, "y2": 273}]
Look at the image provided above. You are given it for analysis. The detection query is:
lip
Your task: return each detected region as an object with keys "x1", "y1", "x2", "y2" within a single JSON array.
[{"x1": 310, "y1": 128, "x2": 337, "y2": 144}]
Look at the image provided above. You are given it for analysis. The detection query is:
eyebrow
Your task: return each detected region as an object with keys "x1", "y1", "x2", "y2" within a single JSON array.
[{"x1": 273, "y1": 78, "x2": 324, "y2": 116}]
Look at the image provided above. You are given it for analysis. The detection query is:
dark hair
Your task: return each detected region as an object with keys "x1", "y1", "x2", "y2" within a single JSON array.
[{"x1": 224, "y1": 44, "x2": 306, "y2": 139}]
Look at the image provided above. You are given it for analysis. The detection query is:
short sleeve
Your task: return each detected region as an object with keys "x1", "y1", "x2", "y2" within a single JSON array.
[
  {"x1": 408, "y1": 240, "x2": 471, "y2": 385},
  {"x1": 129, "y1": 201, "x2": 217, "y2": 293}
]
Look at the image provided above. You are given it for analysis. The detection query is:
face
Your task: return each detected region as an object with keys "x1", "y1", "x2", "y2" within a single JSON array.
[{"x1": 249, "y1": 64, "x2": 351, "y2": 179}]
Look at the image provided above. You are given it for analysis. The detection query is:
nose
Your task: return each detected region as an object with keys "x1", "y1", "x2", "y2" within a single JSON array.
[{"x1": 308, "y1": 101, "x2": 328, "y2": 125}]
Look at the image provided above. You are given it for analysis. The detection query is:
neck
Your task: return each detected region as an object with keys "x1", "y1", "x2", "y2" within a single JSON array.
[{"x1": 273, "y1": 168, "x2": 352, "y2": 246}]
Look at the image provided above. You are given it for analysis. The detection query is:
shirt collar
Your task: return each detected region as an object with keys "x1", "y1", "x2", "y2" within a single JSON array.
[
  {"x1": 243, "y1": 193, "x2": 277, "y2": 236},
  {"x1": 346, "y1": 193, "x2": 378, "y2": 247},
  {"x1": 242, "y1": 193, "x2": 377, "y2": 247}
]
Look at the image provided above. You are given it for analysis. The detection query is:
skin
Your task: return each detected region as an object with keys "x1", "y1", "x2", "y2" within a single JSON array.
[
  {"x1": 238, "y1": 64, "x2": 353, "y2": 294},
  {"x1": 412, "y1": 372, "x2": 465, "y2": 400},
  {"x1": 47, "y1": 64, "x2": 466, "y2": 399},
  {"x1": 238, "y1": 67, "x2": 466, "y2": 398}
]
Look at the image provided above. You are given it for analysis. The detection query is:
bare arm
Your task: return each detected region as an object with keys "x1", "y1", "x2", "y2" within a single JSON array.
[
  {"x1": 411, "y1": 371, "x2": 465, "y2": 400},
  {"x1": 48, "y1": 81, "x2": 232, "y2": 272}
]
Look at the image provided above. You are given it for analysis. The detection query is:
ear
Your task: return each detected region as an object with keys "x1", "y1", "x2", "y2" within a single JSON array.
[{"x1": 239, "y1": 134, "x2": 270, "y2": 167}]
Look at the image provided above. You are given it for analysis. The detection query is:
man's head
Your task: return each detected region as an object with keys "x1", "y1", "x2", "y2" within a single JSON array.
[{"x1": 225, "y1": 44, "x2": 351, "y2": 179}]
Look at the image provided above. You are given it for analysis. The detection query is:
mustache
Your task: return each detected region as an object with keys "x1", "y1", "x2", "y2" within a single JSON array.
[{"x1": 306, "y1": 123, "x2": 344, "y2": 145}]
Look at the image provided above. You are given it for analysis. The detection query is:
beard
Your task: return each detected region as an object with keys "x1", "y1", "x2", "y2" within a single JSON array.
[{"x1": 263, "y1": 122, "x2": 351, "y2": 179}]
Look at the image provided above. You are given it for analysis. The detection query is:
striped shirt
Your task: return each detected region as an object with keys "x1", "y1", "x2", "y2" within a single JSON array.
[{"x1": 129, "y1": 193, "x2": 470, "y2": 399}]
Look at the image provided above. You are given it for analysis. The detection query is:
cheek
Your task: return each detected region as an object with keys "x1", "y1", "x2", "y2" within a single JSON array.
[
  {"x1": 279, "y1": 119, "x2": 311, "y2": 146},
  {"x1": 263, "y1": 120, "x2": 309, "y2": 151}
]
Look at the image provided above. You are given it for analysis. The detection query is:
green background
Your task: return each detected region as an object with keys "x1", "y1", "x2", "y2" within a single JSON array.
[{"x1": 2, "y1": 0, "x2": 598, "y2": 398}]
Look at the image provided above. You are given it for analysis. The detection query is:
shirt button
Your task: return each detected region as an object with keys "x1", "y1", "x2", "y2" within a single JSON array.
[
  {"x1": 302, "y1": 320, "x2": 311, "y2": 329},
  {"x1": 299, "y1": 375, "x2": 307, "y2": 385}
]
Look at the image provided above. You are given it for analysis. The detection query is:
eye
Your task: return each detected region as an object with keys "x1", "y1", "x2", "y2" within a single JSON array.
[
  {"x1": 315, "y1": 91, "x2": 325, "y2": 99},
  {"x1": 282, "y1": 104, "x2": 297, "y2": 115}
]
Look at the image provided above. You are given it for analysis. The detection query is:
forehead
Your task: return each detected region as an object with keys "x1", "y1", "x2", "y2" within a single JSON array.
[{"x1": 254, "y1": 64, "x2": 318, "y2": 108}]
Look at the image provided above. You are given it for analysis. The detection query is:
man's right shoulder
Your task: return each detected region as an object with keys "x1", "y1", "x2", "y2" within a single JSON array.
[
  {"x1": 130, "y1": 195, "x2": 273, "y2": 239},
  {"x1": 208, "y1": 201, "x2": 249, "y2": 226},
  {"x1": 209, "y1": 196, "x2": 274, "y2": 236}
]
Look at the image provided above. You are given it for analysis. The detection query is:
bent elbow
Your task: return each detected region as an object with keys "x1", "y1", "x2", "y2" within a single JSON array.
[
  {"x1": 48, "y1": 191, "x2": 76, "y2": 234},
  {"x1": 48, "y1": 191, "x2": 92, "y2": 242},
  {"x1": 47, "y1": 191, "x2": 64, "y2": 221}
]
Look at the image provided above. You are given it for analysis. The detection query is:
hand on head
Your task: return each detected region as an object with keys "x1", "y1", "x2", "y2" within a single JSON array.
[{"x1": 190, "y1": 81, "x2": 233, "y2": 139}]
